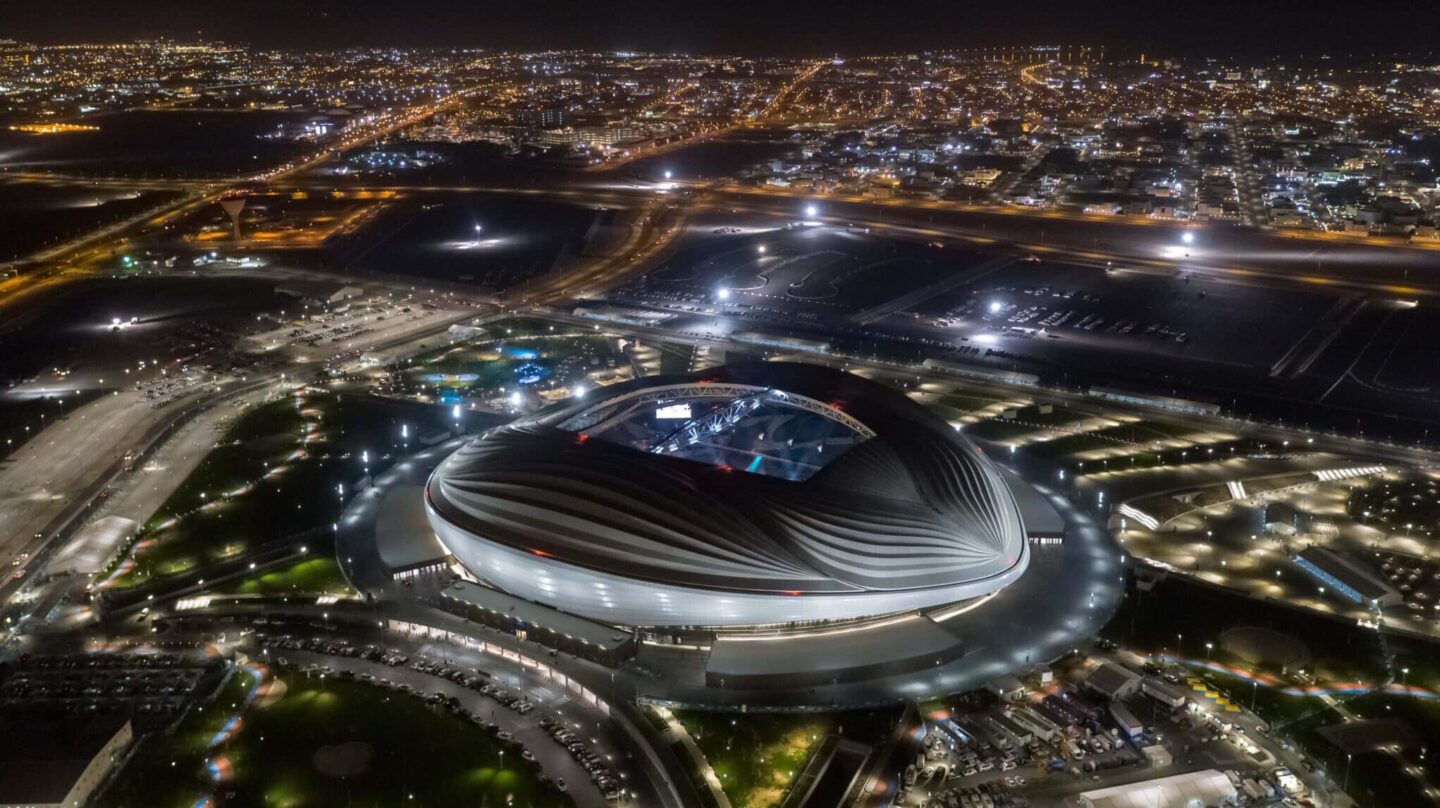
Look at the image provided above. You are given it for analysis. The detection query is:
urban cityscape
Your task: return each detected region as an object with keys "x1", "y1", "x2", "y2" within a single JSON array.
[{"x1": 1, "y1": 18, "x2": 1439, "y2": 808}]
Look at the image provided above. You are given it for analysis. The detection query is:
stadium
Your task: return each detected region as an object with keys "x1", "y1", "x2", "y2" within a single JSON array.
[{"x1": 424, "y1": 362, "x2": 1030, "y2": 629}]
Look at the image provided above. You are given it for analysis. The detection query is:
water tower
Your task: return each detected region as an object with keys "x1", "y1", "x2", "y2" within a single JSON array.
[{"x1": 219, "y1": 197, "x2": 247, "y2": 241}]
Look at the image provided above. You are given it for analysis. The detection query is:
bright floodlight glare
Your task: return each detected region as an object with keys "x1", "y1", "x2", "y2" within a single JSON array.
[
  {"x1": 663, "y1": 170, "x2": 672, "y2": 180},
  {"x1": 716, "y1": 287, "x2": 732, "y2": 301},
  {"x1": 757, "y1": 245, "x2": 766, "y2": 254},
  {"x1": 474, "y1": 224, "x2": 482, "y2": 233},
  {"x1": 572, "y1": 385, "x2": 587, "y2": 398},
  {"x1": 805, "y1": 204, "x2": 819, "y2": 218},
  {"x1": 509, "y1": 392, "x2": 522, "y2": 406},
  {"x1": 451, "y1": 404, "x2": 462, "y2": 420},
  {"x1": 112, "y1": 317, "x2": 121, "y2": 325},
  {"x1": 989, "y1": 301, "x2": 1003, "y2": 313},
  {"x1": 1182, "y1": 231, "x2": 1195, "y2": 244}
]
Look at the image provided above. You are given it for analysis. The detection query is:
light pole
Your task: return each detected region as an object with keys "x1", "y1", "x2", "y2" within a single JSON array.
[{"x1": 1344, "y1": 752, "x2": 1353, "y2": 792}]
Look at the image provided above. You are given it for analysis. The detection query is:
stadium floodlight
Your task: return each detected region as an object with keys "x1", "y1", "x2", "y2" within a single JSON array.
[
  {"x1": 1182, "y1": 231, "x2": 1194, "y2": 244},
  {"x1": 716, "y1": 287, "x2": 732, "y2": 301},
  {"x1": 805, "y1": 204, "x2": 819, "y2": 218}
]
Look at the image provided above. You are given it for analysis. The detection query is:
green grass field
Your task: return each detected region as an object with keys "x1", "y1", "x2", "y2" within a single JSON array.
[
  {"x1": 216, "y1": 557, "x2": 352, "y2": 597},
  {"x1": 101, "y1": 667, "x2": 567, "y2": 808},
  {"x1": 106, "y1": 390, "x2": 402, "y2": 590},
  {"x1": 673, "y1": 709, "x2": 899, "y2": 808},
  {"x1": 674, "y1": 711, "x2": 828, "y2": 808}
]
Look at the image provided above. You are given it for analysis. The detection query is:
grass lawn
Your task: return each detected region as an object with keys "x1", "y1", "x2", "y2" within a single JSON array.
[
  {"x1": 101, "y1": 668, "x2": 567, "y2": 808},
  {"x1": 105, "y1": 389, "x2": 404, "y2": 590},
  {"x1": 215, "y1": 557, "x2": 352, "y2": 597},
  {"x1": 675, "y1": 711, "x2": 827, "y2": 808},
  {"x1": 98, "y1": 665, "x2": 263, "y2": 808},
  {"x1": 673, "y1": 710, "x2": 899, "y2": 808}
]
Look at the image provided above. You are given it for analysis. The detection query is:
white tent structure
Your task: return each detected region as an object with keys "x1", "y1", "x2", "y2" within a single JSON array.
[{"x1": 1079, "y1": 769, "x2": 1237, "y2": 808}]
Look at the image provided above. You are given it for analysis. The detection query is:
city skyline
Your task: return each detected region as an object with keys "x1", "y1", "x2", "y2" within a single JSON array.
[{"x1": 1, "y1": 31, "x2": 1438, "y2": 808}]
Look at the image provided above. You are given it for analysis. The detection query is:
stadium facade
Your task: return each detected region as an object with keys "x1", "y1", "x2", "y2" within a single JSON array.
[{"x1": 425, "y1": 363, "x2": 1029, "y2": 628}]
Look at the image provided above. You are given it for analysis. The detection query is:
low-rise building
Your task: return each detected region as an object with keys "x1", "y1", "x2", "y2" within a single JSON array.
[
  {"x1": 1294, "y1": 546, "x2": 1401, "y2": 607},
  {"x1": 1078, "y1": 768, "x2": 1236, "y2": 808},
  {"x1": 1084, "y1": 663, "x2": 1142, "y2": 701}
]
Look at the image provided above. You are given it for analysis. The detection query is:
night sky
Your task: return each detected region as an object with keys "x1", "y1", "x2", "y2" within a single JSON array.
[{"x1": 3, "y1": 0, "x2": 1437, "y2": 57}]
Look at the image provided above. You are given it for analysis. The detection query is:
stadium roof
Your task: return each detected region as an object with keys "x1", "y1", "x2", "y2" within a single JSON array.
[{"x1": 426, "y1": 363, "x2": 1028, "y2": 626}]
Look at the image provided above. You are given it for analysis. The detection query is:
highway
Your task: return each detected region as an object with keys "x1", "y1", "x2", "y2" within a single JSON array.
[
  {"x1": 702, "y1": 188, "x2": 1440, "y2": 296},
  {"x1": 0, "y1": 293, "x2": 478, "y2": 603},
  {"x1": 0, "y1": 80, "x2": 493, "y2": 310}
]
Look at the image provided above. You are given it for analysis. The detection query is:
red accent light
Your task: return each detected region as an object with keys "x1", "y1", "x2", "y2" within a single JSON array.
[
  {"x1": 782, "y1": 589, "x2": 802, "y2": 596},
  {"x1": 530, "y1": 548, "x2": 551, "y2": 558},
  {"x1": 577, "y1": 433, "x2": 589, "y2": 443},
  {"x1": 718, "y1": 465, "x2": 733, "y2": 473}
]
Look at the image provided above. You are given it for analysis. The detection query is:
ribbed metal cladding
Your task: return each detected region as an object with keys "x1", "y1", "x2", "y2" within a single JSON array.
[{"x1": 426, "y1": 363, "x2": 1029, "y2": 627}]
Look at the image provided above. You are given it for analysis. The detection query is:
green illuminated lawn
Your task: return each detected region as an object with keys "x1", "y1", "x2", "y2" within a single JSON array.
[
  {"x1": 673, "y1": 710, "x2": 899, "y2": 808},
  {"x1": 216, "y1": 557, "x2": 352, "y2": 597},
  {"x1": 100, "y1": 668, "x2": 568, "y2": 808},
  {"x1": 105, "y1": 390, "x2": 398, "y2": 590}
]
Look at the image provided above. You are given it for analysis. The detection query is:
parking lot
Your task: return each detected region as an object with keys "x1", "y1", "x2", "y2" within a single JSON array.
[
  {"x1": 0, "y1": 652, "x2": 225, "y2": 729},
  {"x1": 256, "y1": 631, "x2": 641, "y2": 806}
]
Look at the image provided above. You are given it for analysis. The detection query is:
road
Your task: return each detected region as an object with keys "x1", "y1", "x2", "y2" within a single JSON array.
[
  {"x1": 0, "y1": 381, "x2": 229, "y2": 574},
  {"x1": 269, "y1": 643, "x2": 633, "y2": 808},
  {"x1": 0, "y1": 293, "x2": 477, "y2": 604},
  {"x1": 0, "y1": 80, "x2": 492, "y2": 309},
  {"x1": 702, "y1": 188, "x2": 1440, "y2": 297}
]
